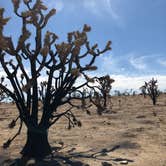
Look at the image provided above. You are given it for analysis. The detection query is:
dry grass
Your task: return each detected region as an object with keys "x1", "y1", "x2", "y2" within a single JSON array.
[{"x1": 0, "y1": 94, "x2": 166, "y2": 166}]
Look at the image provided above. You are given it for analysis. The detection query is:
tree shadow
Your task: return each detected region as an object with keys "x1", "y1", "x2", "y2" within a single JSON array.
[
  {"x1": 1, "y1": 143, "x2": 135, "y2": 166},
  {"x1": 59, "y1": 143, "x2": 134, "y2": 164},
  {"x1": 115, "y1": 141, "x2": 140, "y2": 149},
  {"x1": 2, "y1": 156, "x2": 87, "y2": 166},
  {"x1": 0, "y1": 156, "x2": 14, "y2": 166}
]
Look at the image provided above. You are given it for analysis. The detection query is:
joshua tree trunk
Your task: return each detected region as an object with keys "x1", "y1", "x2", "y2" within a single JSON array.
[
  {"x1": 21, "y1": 129, "x2": 51, "y2": 158},
  {"x1": 104, "y1": 93, "x2": 107, "y2": 108},
  {"x1": 0, "y1": 0, "x2": 112, "y2": 160},
  {"x1": 152, "y1": 97, "x2": 156, "y2": 105}
]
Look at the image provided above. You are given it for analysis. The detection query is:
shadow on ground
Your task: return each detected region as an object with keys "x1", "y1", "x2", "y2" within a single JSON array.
[
  {"x1": 1, "y1": 141, "x2": 136, "y2": 166},
  {"x1": 1, "y1": 156, "x2": 87, "y2": 166}
]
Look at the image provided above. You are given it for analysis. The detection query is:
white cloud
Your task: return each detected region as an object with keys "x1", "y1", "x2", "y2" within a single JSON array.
[
  {"x1": 97, "y1": 53, "x2": 124, "y2": 74},
  {"x1": 103, "y1": 0, "x2": 119, "y2": 20},
  {"x1": 44, "y1": 0, "x2": 121, "y2": 23},
  {"x1": 94, "y1": 52, "x2": 166, "y2": 91},
  {"x1": 98, "y1": 52, "x2": 166, "y2": 76},
  {"x1": 129, "y1": 55, "x2": 147, "y2": 70},
  {"x1": 110, "y1": 74, "x2": 166, "y2": 92},
  {"x1": 1, "y1": 66, "x2": 166, "y2": 94},
  {"x1": 44, "y1": 0, "x2": 64, "y2": 12},
  {"x1": 158, "y1": 59, "x2": 166, "y2": 66},
  {"x1": 85, "y1": 70, "x2": 166, "y2": 92},
  {"x1": 83, "y1": 0, "x2": 119, "y2": 20}
]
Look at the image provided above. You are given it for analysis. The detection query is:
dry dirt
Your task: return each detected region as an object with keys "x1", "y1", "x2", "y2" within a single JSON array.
[{"x1": 0, "y1": 94, "x2": 166, "y2": 166}]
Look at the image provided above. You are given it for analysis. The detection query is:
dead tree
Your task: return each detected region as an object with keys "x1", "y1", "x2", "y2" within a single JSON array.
[
  {"x1": 0, "y1": 0, "x2": 112, "y2": 159},
  {"x1": 140, "y1": 78, "x2": 160, "y2": 105}
]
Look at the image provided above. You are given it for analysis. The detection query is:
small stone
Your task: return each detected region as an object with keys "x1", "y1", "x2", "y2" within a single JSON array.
[
  {"x1": 26, "y1": 159, "x2": 36, "y2": 166},
  {"x1": 102, "y1": 162, "x2": 112, "y2": 166},
  {"x1": 120, "y1": 160, "x2": 128, "y2": 165},
  {"x1": 62, "y1": 160, "x2": 66, "y2": 163}
]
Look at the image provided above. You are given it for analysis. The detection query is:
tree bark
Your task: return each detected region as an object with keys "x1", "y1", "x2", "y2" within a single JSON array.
[
  {"x1": 21, "y1": 129, "x2": 52, "y2": 158},
  {"x1": 104, "y1": 93, "x2": 107, "y2": 108},
  {"x1": 152, "y1": 97, "x2": 156, "y2": 105}
]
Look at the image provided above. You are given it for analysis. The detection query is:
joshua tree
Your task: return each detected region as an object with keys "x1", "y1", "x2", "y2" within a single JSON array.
[
  {"x1": 140, "y1": 78, "x2": 160, "y2": 105},
  {"x1": 0, "y1": 0, "x2": 112, "y2": 159},
  {"x1": 0, "y1": 76, "x2": 6, "y2": 102},
  {"x1": 114, "y1": 90, "x2": 121, "y2": 96},
  {"x1": 140, "y1": 85, "x2": 146, "y2": 98},
  {"x1": 96, "y1": 75, "x2": 114, "y2": 108}
]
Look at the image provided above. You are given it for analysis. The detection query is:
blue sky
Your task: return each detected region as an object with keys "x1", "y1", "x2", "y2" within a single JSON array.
[{"x1": 0, "y1": 0, "x2": 166, "y2": 91}]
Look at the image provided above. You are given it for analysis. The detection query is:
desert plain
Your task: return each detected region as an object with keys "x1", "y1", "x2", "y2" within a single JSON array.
[{"x1": 0, "y1": 94, "x2": 166, "y2": 166}]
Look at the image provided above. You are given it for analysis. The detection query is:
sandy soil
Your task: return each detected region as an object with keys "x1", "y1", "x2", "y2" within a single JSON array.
[{"x1": 0, "y1": 94, "x2": 166, "y2": 166}]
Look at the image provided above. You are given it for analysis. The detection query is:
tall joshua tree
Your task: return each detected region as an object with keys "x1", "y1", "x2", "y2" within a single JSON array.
[{"x1": 0, "y1": 0, "x2": 112, "y2": 159}]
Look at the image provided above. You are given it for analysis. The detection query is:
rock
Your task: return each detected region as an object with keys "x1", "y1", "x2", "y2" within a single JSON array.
[
  {"x1": 120, "y1": 160, "x2": 128, "y2": 165},
  {"x1": 26, "y1": 159, "x2": 36, "y2": 165},
  {"x1": 102, "y1": 161, "x2": 112, "y2": 166}
]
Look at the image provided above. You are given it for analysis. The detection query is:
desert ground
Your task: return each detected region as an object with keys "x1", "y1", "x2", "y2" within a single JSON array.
[{"x1": 0, "y1": 94, "x2": 166, "y2": 166}]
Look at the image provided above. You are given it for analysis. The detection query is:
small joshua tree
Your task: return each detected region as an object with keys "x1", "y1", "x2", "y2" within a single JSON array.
[
  {"x1": 96, "y1": 75, "x2": 114, "y2": 109},
  {"x1": 114, "y1": 90, "x2": 121, "y2": 96},
  {"x1": 140, "y1": 78, "x2": 160, "y2": 105},
  {"x1": 0, "y1": 76, "x2": 6, "y2": 102},
  {"x1": 140, "y1": 85, "x2": 146, "y2": 98},
  {"x1": 0, "y1": 0, "x2": 112, "y2": 159}
]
